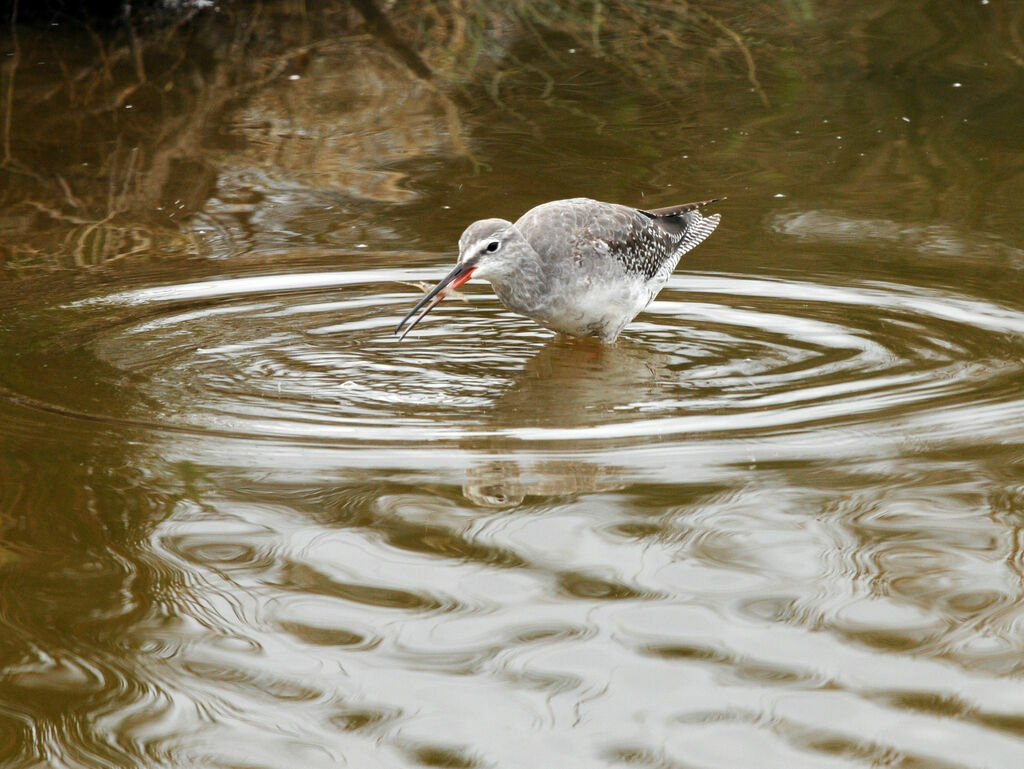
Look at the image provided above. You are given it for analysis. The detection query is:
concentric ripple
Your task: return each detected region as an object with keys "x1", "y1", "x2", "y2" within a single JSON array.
[
  {"x1": 38, "y1": 267, "x2": 1023, "y2": 451},
  {"x1": 5, "y1": 267, "x2": 1024, "y2": 768}
]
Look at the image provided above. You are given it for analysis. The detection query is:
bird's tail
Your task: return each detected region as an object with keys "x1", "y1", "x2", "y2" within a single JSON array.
[
  {"x1": 676, "y1": 209, "x2": 721, "y2": 257},
  {"x1": 643, "y1": 198, "x2": 723, "y2": 257}
]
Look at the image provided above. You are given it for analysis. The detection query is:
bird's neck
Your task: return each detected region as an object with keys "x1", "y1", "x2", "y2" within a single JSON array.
[{"x1": 492, "y1": 247, "x2": 547, "y2": 317}]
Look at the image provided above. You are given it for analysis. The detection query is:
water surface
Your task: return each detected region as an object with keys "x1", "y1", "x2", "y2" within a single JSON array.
[{"x1": 2, "y1": 3, "x2": 1024, "y2": 768}]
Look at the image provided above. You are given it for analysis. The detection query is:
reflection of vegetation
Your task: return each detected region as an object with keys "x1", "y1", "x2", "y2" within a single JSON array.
[
  {"x1": 400, "y1": 0, "x2": 775, "y2": 106},
  {"x1": 1, "y1": 2, "x2": 475, "y2": 274},
  {"x1": 0, "y1": 1, "x2": 1022, "y2": 275},
  {"x1": 0, "y1": 1, "x2": 790, "y2": 275},
  {"x1": 1, "y1": 5, "x2": 257, "y2": 273}
]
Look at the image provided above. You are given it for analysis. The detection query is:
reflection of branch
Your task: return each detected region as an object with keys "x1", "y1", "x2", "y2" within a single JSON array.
[
  {"x1": 689, "y1": 3, "x2": 770, "y2": 108},
  {"x1": 25, "y1": 200, "x2": 92, "y2": 225},
  {"x1": 57, "y1": 176, "x2": 86, "y2": 210},
  {"x1": 111, "y1": 13, "x2": 149, "y2": 108},
  {"x1": 108, "y1": 145, "x2": 140, "y2": 215},
  {"x1": 1, "y1": 0, "x2": 19, "y2": 166},
  {"x1": 350, "y1": 0, "x2": 434, "y2": 80},
  {"x1": 1008, "y1": 2, "x2": 1024, "y2": 69}
]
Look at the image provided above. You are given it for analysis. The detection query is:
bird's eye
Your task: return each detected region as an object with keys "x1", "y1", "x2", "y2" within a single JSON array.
[{"x1": 485, "y1": 241, "x2": 500, "y2": 253}]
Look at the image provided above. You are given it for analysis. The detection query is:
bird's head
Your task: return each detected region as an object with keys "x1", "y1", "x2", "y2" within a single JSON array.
[
  {"x1": 455, "y1": 218, "x2": 522, "y2": 283},
  {"x1": 395, "y1": 218, "x2": 524, "y2": 340}
]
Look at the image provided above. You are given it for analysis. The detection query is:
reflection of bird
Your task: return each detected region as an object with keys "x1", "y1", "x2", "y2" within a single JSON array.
[
  {"x1": 460, "y1": 337, "x2": 667, "y2": 507},
  {"x1": 395, "y1": 197, "x2": 722, "y2": 343}
]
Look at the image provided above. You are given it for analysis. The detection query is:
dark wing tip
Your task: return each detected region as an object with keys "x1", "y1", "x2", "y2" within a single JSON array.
[{"x1": 641, "y1": 197, "x2": 725, "y2": 218}]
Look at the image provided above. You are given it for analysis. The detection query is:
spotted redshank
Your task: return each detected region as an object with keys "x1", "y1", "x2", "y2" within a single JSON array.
[{"x1": 395, "y1": 197, "x2": 721, "y2": 343}]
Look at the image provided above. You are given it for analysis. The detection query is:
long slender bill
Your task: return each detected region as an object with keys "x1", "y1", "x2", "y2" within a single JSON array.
[{"x1": 395, "y1": 263, "x2": 477, "y2": 341}]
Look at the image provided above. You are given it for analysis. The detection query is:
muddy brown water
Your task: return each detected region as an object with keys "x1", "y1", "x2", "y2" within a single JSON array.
[{"x1": 2, "y1": 3, "x2": 1024, "y2": 767}]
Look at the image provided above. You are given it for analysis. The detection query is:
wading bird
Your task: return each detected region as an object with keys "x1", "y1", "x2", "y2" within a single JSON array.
[{"x1": 395, "y1": 197, "x2": 721, "y2": 343}]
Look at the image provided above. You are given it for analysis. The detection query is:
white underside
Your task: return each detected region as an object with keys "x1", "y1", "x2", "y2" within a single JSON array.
[{"x1": 530, "y1": 279, "x2": 655, "y2": 342}]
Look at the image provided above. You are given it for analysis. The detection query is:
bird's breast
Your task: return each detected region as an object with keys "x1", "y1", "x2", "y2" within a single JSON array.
[{"x1": 497, "y1": 274, "x2": 655, "y2": 343}]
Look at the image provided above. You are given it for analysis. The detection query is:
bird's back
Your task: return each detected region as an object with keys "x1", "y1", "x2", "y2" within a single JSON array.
[
  {"x1": 515, "y1": 197, "x2": 719, "y2": 286},
  {"x1": 505, "y1": 197, "x2": 720, "y2": 342}
]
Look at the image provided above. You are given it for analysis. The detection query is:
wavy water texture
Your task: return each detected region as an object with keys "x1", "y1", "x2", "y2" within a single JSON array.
[
  {"x1": 2, "y1": 1, "x2": 1024, "y2": 765},
  {"x1": 63, "y1": 268, "x2": 1024, "y2": 444},
  {"x1": 2, "y1": 259, "x2": 1024, "y2": 767}
]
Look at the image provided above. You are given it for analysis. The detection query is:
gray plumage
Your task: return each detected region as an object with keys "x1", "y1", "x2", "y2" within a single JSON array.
[{"x1": 396, "y1": 197, "x2": 721, "y2": 343}]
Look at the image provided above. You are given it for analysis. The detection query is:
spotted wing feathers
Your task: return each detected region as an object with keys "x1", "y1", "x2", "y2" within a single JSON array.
[
  {"x1": 602, "y1": 216, "x2": 684, "y2": 282},
  {"x1": 516, "y1": 197, "x2": 721, "y2": 284},
  {"x1": 625, "y1": 200, "x2": 722, "y2": 282}
]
